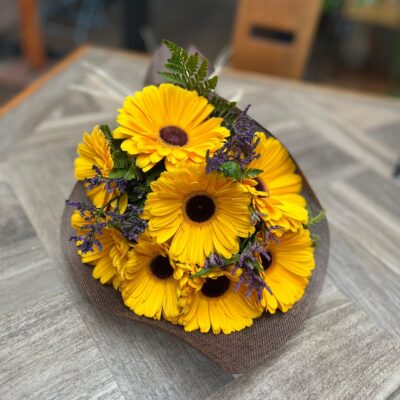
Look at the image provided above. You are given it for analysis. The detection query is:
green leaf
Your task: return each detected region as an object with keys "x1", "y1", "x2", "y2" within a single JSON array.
[
  {"x1": 197, "y1": 59, "x2": 208, "y2": 81},
  {"x1": 145, "y1": 160, "x2": 166, "y2": 184},
  {"x1": 187, "y1": 53, "x2": 199, "y2": 76},
  {"x1": 243, "y1": 168, "x2": 263, "y2": 179},
  {"x1": 218, "y1": 163, "x2": 264, "y2": 182},
  {"x1": 108, "y1": 169, "x2": 126, "y2": 179},
  {"x1": 159, "y1": 40, "x2": 238, "y2": 127},
  {"x1": 99, "y1": 124, "x2": 113, "y2": 141},
  {"x1": 108, "y1": 157, "x2": 141, "y2": 181},
  {"x1": 311, "y1": 233, "x2": 320, "y2": 247},
  {"x1": 253, "y1": 259, "x2": 264, "y2": 274},
  {"x1": 190, "y1": 268, "x2": 214, "y2": 279},
  {"x1": 307, "y1": 208, "x2": 326, "y2": 226},
  {"x1": 112, "y1": 158, "x2": 129, "y2": 169},
  {"x1": 206, "y1": 75, "x2": 218, "y2": 90},
  {"x1": 219, "y1": 161, "x2": 242, "y2": 180},
  {"x1": 209, "y1": 95, "x2": 237, "y2": 129},
  {"x1": 124, "y1": 162, "x2": 141, "y2": 181},
  {"x1": 158, "y1": 71, "x2": 185, "y2": 86},
  {"x1": 159, "y1": 40, "x2": 219, "y2": 98}
]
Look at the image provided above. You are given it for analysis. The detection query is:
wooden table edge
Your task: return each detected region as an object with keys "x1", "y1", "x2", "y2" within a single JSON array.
[
  {"x1": 0, "y1": 45, "x2": 151, "y2": 118},
  {"x1": 0, "y1": 46, "x2": 89, "y2": 117}
]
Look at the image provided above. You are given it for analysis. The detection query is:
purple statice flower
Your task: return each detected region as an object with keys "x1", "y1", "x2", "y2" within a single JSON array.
[
  {"x1": 232, "y1": 239, "x2": 271, "y2": 301},
  {"x1": 233, "y1": 224, "x2": 284, "y2": 300},
  {"x1": 107, "y1": 204, "x2": 147, "y2": 242},
  {"x1": 65, "y1": 200, "x2": 97, "y2": 220},
  {"x1": 69, "y1": 219, "x2": 106, "y2": 254},
  {"x1": 66, "y1": 199, "x2": 106, "y2": 254},
  {"x1": 250, "y1": 208, "x2": 262, "y2": 226},
  {"x1": 262, "y1": 225, "x2": 284, "y2": 244},
  {"x1": 206, "y1": 105, "x2": 260, "y2": 174},
  {"x1": 190, "y1": 253, "x2": 230, "y2": 279},
  {"x1": 235, "y1": 269, "x2": 270, "y2": 301},
  {"x1": 204, "y1": 253, "x2": 227, "y2": 270},
  {"x1": 69, "y1": 230, "x2": 103, "y2": 254},
  {"x1": 194, "y1": 238, "x2": 273, "y2": 301},
  {"x1": 84, "y1": 165, "x2": 128, "y2": 194},
  {"x1": 66, "y1": 198, "x2": 148, "y2": 251}
]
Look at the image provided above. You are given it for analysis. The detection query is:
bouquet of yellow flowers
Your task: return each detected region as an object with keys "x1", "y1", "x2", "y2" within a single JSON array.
[{"x1": 67, "y1": 41, "x2": 324, "y2": 335}]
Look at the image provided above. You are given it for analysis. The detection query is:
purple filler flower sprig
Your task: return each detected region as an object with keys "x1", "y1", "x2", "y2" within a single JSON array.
[
  {"x1": 190, "y1": 225, "x2": 285, "y2": 301},
  {"x1": 66, "y1": 198, "x2": 147, "y2": 254},
  {"x1": 232, "y1": 239, "x2": 272, "y2": 301},
  {"x1": 106, "y1": 204, "x2": 147, "y2": 242},
  {"x1": 84, "y1": 165, "x2": 128, "y2": 194},
  {"x1": 66, "y1": 200, "x2": 106, "y2": 254},
  {"x1": 206, "y1": 106, "x2": 260, "y2": 175}
]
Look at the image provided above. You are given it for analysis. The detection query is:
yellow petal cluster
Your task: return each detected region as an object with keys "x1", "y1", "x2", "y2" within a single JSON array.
[
  {"x1": 243, "y1": 132, "x2": 308, "y2": 233},
  {"x1": 259, "y1": 229, "x2": 315, "y2": 313},
  {"x1": 142, "y1": 163, "x2": 255, "y2": 266},
  {"x1": 120, "y1": 234, "x2": 262, "y2": 333},
  {"x1": 70, "y1": 83, "x2": 318, "y2": 335},
  {"x1": 179, "y1": 269, "x2": 262, "y2": 334},
  {"x1": 71, "y1": 212, "x2": 131, "y2": 289},
  {"x1": 120, "y1": 232, "x2": 181, "y2": 322},
  {"x1": 113, "y1": 83, "x2": 229, "y2": 172},
  {"x1": 74, "y1": 126, "x2": 115, "y2": 208}
]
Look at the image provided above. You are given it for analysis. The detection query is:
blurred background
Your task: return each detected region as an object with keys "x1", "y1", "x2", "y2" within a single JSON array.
[{"x1": 1, "y1": 0, "x2": 400, "y2": 106}]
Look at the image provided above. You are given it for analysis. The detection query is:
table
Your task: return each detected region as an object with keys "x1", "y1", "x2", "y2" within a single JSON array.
[{"x1": 1, "y1": 46, "x2": 400, "y2": 399}]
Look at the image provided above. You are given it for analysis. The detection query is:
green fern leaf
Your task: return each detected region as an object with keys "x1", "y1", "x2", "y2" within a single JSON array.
[
  {"x1": 158, "y1": 71, "x2": 185, "y2": 86},
  {"x1": 186, "y1": 53, "x2": 199, "y2": 76},
  {"x1": 197, "y1": 59, "x2": 208, "y2": 81},
  {"x1": 159, "y1": 40, "x2": 239, "y2": 128},
  {"x1": 160, "y1": 40, "x2": 216, "y2": 97}
]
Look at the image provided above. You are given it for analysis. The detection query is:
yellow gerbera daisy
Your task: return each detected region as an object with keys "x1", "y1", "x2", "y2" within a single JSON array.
[
  {"x1": 120, "y1": 232, "x2": 181, "y2": 322},
  {"x1": 74, "y1": 126, "x2": 115, "y2": 208},
  {"x1": 179, "y1": 269, "x2": 262, "y2": 334},
  {"x1": 143, "y1": 164, "x2": 255, "y2": 265},
  {"x1": 260, "y1": 229, "x2": 315, "y2": 313},
  {"x1": 113, "y1": 83, "x2": 230, "y2": 172},
  {"x1": 71, "y1": 212, "x2": 131, "y2": 289},
  {"x1": 245, "y1": 132, "x2": 308, "y2": 232}
]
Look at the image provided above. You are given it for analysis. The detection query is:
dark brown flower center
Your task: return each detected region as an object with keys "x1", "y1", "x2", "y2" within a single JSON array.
[
  {"x1": 201, "y1": 276, "x2": 230, "y2": 298},
  {"x1": 159, "y1": 125, "x2": 188, "y2": 146},
  {"x1": 261, "y1": 251, "x2": 273, "y2": 271},
  {"x1": 150, "y1": 255, "x2": 174, "y2": 279},
  {"x1": 185, "y1": 194, "x2": 216, "y2": 223}
]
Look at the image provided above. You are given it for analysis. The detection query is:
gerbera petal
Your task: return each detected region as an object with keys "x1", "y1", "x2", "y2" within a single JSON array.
[
  {"x1": 114, "y1": 83, "x2": 230, "y2": 172},
  {"x1": 260, "y1": 229, "x2": 315, "y2": 313},
  {"x1": 244, "y1": 133, "x2": 308, "y2": 232},
  {"x1": 121, "y1": 232, "x2": 181, "y2": 321},
  {"x1": 74, "y1": 126, "x2": 116, "y2": 207},
  {"x1": 144, "y1": 164, "x2": 253, "y2": 265},
  {"x1": 180, "y1": 270, "x2": 261, "y2": 334},
  {"x1": 71, "y1": 212, "x2": 130, "y2": 289}
]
